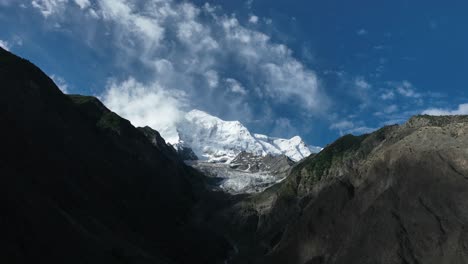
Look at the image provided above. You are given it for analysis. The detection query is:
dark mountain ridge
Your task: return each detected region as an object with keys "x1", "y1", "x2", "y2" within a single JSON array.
[{"x1": 0, "y1": 47, "x2": 230, "y2": 264}]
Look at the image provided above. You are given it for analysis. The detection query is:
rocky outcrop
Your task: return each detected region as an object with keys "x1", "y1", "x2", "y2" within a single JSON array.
[{"x1": 229, "y1": 151, "x2": 295, "y2": 177}]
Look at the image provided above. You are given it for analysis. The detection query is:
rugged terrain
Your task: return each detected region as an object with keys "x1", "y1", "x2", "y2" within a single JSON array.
[
  {"x1": 0, "y1": 47, "x2": 231, "y2": 264},
  {"x1": 4, "y1": 46, "x2": 468, "y2": 264},
  {"x1": 221, "y1": 115, "x2": 468, "y2": 264}
]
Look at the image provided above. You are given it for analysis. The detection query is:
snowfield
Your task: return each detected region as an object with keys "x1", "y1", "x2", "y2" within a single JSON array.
[{"x1": 174, "y1": 109, "x2": 322, "y2": 162}]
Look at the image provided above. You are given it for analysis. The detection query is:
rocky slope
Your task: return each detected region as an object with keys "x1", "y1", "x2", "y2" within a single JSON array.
[
  {"x1": 229, "y1": 151, "x2": 295, "y2": 176},
  {"x1": 221, "y1": 115, "x2": 468, "y2": 264},
  {"x1": 0, "y1": 47, "x2": 230, "y2": 264},
  {"x1": 188, "y1": 152, "x2": 295, "y2": 194}
]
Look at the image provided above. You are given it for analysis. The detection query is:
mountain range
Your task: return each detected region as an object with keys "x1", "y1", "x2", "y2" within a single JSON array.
[
  {"x1": 3, "y1": 46, "x2": 468, "y2": 264},
  {"x1": 173, "y1": 109, "x2": 322, "y2": 163}
]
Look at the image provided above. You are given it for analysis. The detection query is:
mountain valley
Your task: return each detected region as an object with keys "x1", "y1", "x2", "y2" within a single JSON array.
[{"x1": 3, "y1": 47, "x2": 468, "y2": 264}]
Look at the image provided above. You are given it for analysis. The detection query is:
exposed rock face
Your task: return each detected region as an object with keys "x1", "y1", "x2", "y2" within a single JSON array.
[
  {"x1": 0, "y1": 47, "x2": 229, "y2": 264},
  {"x1": 186, "y1": 152, "x2": 296, "y2": 194},
  {"x1": 223, "y1": 115, "x2": 468, "y2": 264},
  {"x1": 137, "y1": 125, "x2": 179, "y2": 158},
  {"x1": 229, "y1": 151, "x2": 295, "y2": 177},
  {"x1": 174, "y1": 144, "x2": 199, "y2": 161}
]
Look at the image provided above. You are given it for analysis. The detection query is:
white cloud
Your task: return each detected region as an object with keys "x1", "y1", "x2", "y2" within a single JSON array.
[
  {"x1": 30, "y1": 0, "x2": 329, "y2": 140},
  {"x1": 357, "y1": 28, "x2": 367, "y2": 36},
  {"x1": 330, "y1": 120, "x2": 354, "y2": 130},
  {"x1": 204, "y1": 70, "x2": 219, "y2": 89},
  {"x1": 395, "y1": 80, "x2": 421, "y2": 98},
  {"x1": 347, "y1": 126, "x2": 375, "y2": 135},
  {"x1": 74, "y1": 0, "x2": 90, "y2": 9},
  {"x1": 380, "y1": 90, "x2": 394, "y2": 100},
  {"x1": 98, "y1": 0, "x2": 166, "y2": 48},
  {"x1": 373, "y1": 104, "x2": 399, "y2": 116},
  {"x1": 31, "y1": 0, "x2": 67, "y2": 17},
  {"x1": 226, "y1": 78, "x2": 247, "y2": 95},
  {"x1": 0, "y1": 39, "x2": 10, "y2": 51},
  {"x1": 423, "y1": 103, "x2": 468, "y2": 116},
  {"x1": 330, "y1": 119, "x2": 375, "y2": 135},
  {"x1": 249, "y1": 15, "x2": 258, "y2": 24},
  {"x1": 102, "y1": 78, "x2": 186, "y2": 143},
  {"x1": 384, "y1": 104, "x2": 398, "y2": 114},
  {"x1": 355, "y1": 76, "x2": 371, "y2": 90},
  {"x1": 50, "y1": 74, "x2": 69, "y2": 93}
]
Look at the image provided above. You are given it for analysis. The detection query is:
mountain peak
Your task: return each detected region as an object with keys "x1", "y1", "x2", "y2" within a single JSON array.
[
  {"x1": 176, "y1": 109, "x2": 321, "y2": 162},
  {"x1": 187, "y1": 109, "x2": 218, "y2": 119}
]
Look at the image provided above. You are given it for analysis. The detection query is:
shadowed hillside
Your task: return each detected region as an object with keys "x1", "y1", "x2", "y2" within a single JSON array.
[
  {"x1": 0, "y1": 47, "x2": 230, "y2": 264},
  {"x1": 222, "y1": 115, "x2": 468, "y2": 264}
]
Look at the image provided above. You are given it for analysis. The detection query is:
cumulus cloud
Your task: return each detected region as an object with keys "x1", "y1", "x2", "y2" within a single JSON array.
[
  {"x1": 249, "y1": 15, "x2": 258, "y2": 24},
  {"x1": 102, "y1": 78, "x2": 186, "y2": 143},
  {"x1": 423, "y1": 103, "x2": 468, "y2": 116},
  {"x1": 30, "y1": 0, "x2": 329, "y2": 140}
]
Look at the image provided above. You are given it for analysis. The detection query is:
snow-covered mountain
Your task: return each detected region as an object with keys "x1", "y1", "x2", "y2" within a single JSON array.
[{"x1": 173, "y1": 109, "x2": 321, "y2": 162}]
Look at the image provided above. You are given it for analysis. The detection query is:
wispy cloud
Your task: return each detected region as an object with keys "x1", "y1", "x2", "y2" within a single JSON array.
[
  {"x1": 380, "y1": 90, "x2": 395, "y2": 100},
  {"x1": 28, "y1": 0, "x2": 329, "y2": 140},
  {"x1": 423, "y1": 103, "x2": 468, "y2": 116},
  {"x1": 357, "y1": 28, "x2": 367, "y2": 36},
  {"x1": 73, "y1": 0, "x2": 89, "y2": 9},
  {"x1": 31, "y1": 0, "x2": 67, "y2": 17},
  {"x1": 226, "y1": 78, "x2": 247, "y2": 95},
  {"x1": 395, "y1": 80, "x2": 421, "y2": 98},
  {"x1": 0, "y1": 39, "x2": 10, "y2": 50},
  {"x1": 330, "y1": 119, "x2": 375, "y2": 135},
  {"x1": 50, "y1": 74, "x2": 69, "y2": 93}
]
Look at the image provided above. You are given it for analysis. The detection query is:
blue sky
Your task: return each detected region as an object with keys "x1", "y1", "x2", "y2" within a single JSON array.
[{"x1": 1, "y1": 0, "x2": 467, "y2": 146}]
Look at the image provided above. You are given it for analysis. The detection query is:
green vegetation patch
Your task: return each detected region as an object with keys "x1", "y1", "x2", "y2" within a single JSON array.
[
  {"x1": 298, "y1": 134, "x2": 368, "y2": 183},
  {"x1": 97, "y1": 112, "x2": 124, "y2": 133}
]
